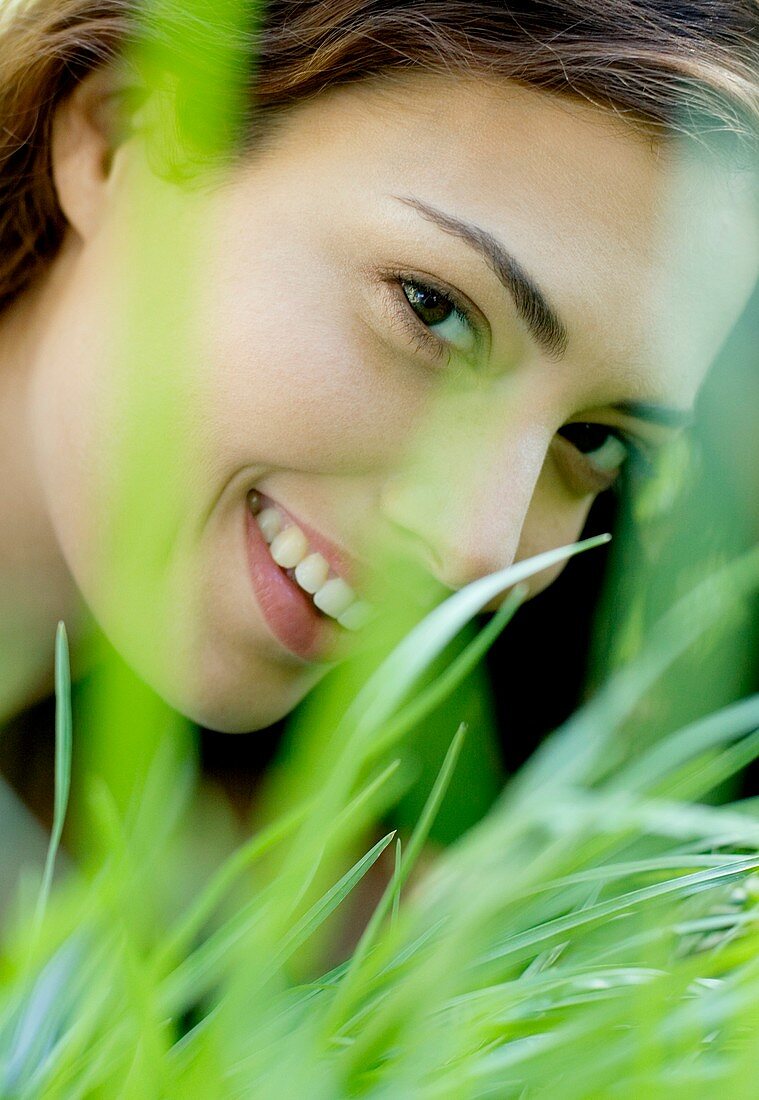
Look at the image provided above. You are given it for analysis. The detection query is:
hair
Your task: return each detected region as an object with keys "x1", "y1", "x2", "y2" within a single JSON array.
[{"x1": 0, "y1": 0, "x2": 757, "y2": 316}]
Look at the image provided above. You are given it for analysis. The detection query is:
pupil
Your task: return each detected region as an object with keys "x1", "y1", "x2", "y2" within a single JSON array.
[
  {"x1": 559, "y1": 423, "x2": 611, "y2": 454},
  {"x1": 405, "y1": 282, "x2": 453, "y2": 325}
]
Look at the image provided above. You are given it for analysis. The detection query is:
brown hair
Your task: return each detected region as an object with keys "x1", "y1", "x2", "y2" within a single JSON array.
[{"x1": 0, "y1": 0, "x2": 757, "y2": 315}]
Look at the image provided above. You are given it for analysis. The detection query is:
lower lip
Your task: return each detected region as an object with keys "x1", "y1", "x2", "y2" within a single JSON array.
[{"x1": 244, "y1": 503, "x2": 333, "y2": 662}]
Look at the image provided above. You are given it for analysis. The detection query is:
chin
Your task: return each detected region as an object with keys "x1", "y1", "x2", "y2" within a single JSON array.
[
  {"x1": 152, "y1": 679, "x2": 289, "y2": 734},
  {"x1": 523, "y1": 559, "x2": 572, "y2": 600},
  {"x1": 157, "y1": 660, "x2": 323, "y2": 734},
  {"x1": 191, "y1": 699, "x2": 295, "y2": 735}
]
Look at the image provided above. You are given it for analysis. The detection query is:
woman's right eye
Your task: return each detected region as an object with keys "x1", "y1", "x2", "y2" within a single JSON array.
[{"x1": 399, "y1": 278, "x2": 479, "y2": 358}]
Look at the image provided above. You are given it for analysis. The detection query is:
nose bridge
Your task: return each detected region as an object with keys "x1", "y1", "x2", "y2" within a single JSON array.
[{"x1": 379, "y1": 409, "x2": 549, "y2": 590}]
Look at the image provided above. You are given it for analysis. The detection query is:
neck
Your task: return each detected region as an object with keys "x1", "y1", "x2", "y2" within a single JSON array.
[{"x1": 0, "y1": 271, "x2": 89, "y2": 724}]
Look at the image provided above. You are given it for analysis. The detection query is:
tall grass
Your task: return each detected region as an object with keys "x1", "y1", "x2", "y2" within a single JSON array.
[{"x1": 2, "y1": 537, "x2": 759, "y2": 1098}]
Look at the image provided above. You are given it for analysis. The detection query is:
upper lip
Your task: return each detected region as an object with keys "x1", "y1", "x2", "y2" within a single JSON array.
[{"x1": 256, "y1": 490, "x2": 364, "y2": 590}]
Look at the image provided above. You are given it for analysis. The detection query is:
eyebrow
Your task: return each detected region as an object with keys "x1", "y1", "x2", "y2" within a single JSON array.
[
  {"x1": 396, "y1": 194, "x2": 569, "y2": 359},
  {"x1": 398, "y1": 196, "x2": 696, "y2": 432},
  {"x1": 611, "y1": 401, "x2": 695, "y2": 429}
]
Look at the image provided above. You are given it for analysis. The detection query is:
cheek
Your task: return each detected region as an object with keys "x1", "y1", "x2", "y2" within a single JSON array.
[
  {"x1": 515, "y1": 474, "x2": 596, "y2": 597},
  {"x1": 194, "y1": 240, "x2": 435, "y2": 479},
  {"x1": 29, "y1": 248, "x2": 124, "y2": 572}
]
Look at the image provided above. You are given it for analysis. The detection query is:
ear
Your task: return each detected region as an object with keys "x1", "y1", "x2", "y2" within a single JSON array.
[{"x1": 51, "y1": 65, "x2": 136, "y2": 242}]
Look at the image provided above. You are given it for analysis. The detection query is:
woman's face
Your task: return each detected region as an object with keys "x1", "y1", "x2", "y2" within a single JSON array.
[{"x1": 28, "y1": 72, "x2": 758, "y2": 730}]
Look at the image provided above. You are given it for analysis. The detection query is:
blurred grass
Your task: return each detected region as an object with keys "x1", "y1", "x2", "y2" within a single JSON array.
[{"x1": 3, "y1": 539, "x2": 759, "y2": 1097}]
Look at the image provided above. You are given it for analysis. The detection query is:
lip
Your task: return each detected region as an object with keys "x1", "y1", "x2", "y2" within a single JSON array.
[{"x1": 244, "y1": 491, "x2": 357, "y2": 663}]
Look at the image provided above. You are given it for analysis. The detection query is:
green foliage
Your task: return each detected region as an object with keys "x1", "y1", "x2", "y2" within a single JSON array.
[{"x1": 3, "y1": 542, "x2": 759, "y2": 1099}]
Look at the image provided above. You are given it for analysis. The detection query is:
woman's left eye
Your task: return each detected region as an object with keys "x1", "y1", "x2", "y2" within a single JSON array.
[
  {"x1": 400, "y1": 279, "x2": 478, "y2": 357},
  {"x1": 558, "y1": 422, "x2": 630, "y2": 476}
]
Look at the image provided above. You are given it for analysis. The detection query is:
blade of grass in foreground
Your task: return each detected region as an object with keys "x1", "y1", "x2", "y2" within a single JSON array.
[
  {"x1": 32, "y1": 623, "x2": 72, "y2": 938},
  {"x1": 153, "y1": 758, "x2": 403, "y2": 976},
  {"x1": 271, "y1": 831, "x2": 396, "y2": 971},
  {"x1": 158, "y1": 832, "x2": 396, "y2": 1016},
  {"x1": 611, "y1": 694, "x2": 759, "y2": 795}
]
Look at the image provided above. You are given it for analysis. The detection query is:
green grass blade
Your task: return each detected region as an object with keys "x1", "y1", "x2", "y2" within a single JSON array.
[
  {"x1": 612, "y1": 694, "x2": 759, "y2": 794},
  {"x1": 159, "y1": 832, "x2": 395, "y2": 1015},
  {"x1": 483, "y1": 859, "x2": 759, "y2": 963},
  {"x1": 153, "y1": 803, "x2": 308, "y2": 974},
  {"x1": 391, "y1": 839, "x2": 402, "y2": 929},
  {"x1": 33, "y1": 623, "x2": 73, "y2": 936},
  {"x1": 273, "y1": 831, "x2": 396, "y2": 970}
]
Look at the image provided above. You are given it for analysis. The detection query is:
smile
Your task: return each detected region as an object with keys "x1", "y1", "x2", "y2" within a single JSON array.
[{"x1": 245, "y1": 490, "x2": 373, "y2": 662}]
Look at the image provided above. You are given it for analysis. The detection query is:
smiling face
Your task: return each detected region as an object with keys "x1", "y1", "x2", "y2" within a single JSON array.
[{"x1": 24, "y1": 70, "x2": 759, "y2": 730}]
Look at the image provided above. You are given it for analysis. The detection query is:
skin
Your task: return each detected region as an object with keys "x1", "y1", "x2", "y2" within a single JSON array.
[{"x1": 0, "y1": 69, "x2": 756, "y2": 731}]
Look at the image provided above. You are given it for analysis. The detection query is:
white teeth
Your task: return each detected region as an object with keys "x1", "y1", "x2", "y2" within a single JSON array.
[
  {"x1": 254, "y1": 499, "x2": 373, "y2": 629},
  {"x1": 257, "y1": 507, "x2": 282, "y2": 544},
  {"x1": 337, "y1": 600, "x2": 373, "y2": 631},
  {"x1": 294, "y1": 552, "x2": 330, "y2": 594},
  {"x1": 313, "y1": 577, "x2": 356, "y2": 619},
  {"x1": 270, "y1": 525, "x2": 309, "y2": 569}
]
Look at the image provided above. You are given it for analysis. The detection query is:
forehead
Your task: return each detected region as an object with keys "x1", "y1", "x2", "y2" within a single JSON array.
[{"x1": 255, "y1": 72, "x2": 758, "y2": 403}]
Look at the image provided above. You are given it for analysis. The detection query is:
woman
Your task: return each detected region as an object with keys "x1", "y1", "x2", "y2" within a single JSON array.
[{"x1": 0, "y1": 0, "x2": 757, "y2": 745}]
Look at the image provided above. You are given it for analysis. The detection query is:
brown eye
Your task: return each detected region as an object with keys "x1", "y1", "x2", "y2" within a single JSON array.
[
  {"x1": 558, "y1": 422, "x2": 629, "y2": 474},
  {"x1": 400, "y1": 279, "x2": 477, "y2": 355},
  {"x1": 402, "y1": 281, "x2": 456, "y2": 326}
]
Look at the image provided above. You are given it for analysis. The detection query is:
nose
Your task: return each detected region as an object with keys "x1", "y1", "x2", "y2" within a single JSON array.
[{"x1": 379, "y1": 424, "x2": 548, "y2": 592}]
